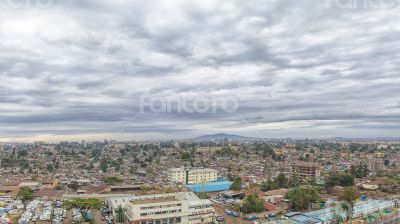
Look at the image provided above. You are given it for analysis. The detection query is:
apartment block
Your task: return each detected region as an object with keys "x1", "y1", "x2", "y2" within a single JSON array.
[
  {"x1": 106, "y1": 192, "x2": 214, "y2": 224},
  {"x1": 167, "y1": 167, "x2": 217, "y2": 184}
]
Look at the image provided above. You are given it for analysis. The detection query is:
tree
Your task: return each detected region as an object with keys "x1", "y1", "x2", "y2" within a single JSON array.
[
  {"x1": 350, "y1": 163, "x2": 368, "y2": 178},
  {"x1": 69, "y1": 180, "x2": 79, "y2": 191},
  {"x1": 384, "y1": 160, "x2": 390, "y2": 166},
  {"x1": 100, "y1": 157, "x2": 108, "y2": 173},
  {"x1": 18, "y1": 187, "x2": 35, "y2": 203},
  {"x1": 105, "y1": 176, "x2": 123, "y2": 185},
  {"x1": 260, "y1": 179, "x2": 278, "y2": 192},
  {"x1": 64, "y1": 198, "x2": 102, "y2": 221},
  {"x1": 339, "y1": 187, "x2": 360, "y2": 220},
  {"x1": 55, "y1": 183, "x2": 63, "y2": 190},
  {"x1": 242, "y1": 194, "x2": 265, "y2": 213},
  {"x1": 325, "y1": 172, "x2": 354, "y2": 191},
  {"x1": 47, "y1": 164, "x2": 55, "y2": 172},
  {"x1": 116, "y1": 205, "x2": 126, "y2": 223},
  {"x1": 276, "y1": 173, "x2": 288, "y2": 188},
  {"x1": 17, "y1": 149, "x2": 28, "y2": 157},
  {"x1": 229, "y1": 175, "x2": 242, "y2": 190},
  {"x1": 339, "y1": 187, "x2": 360, "y2": 206},
  {"x1": 286, "y1": 188, "x2": 319, "y2": 211}
]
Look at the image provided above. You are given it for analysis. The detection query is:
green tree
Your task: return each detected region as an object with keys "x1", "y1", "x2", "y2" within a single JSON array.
[
  {"x1": 100, "y1": 157, "x2": 108, "y2": 173},
  {"x1": 325, "y1": 172, "x2": 354, "y2": 190},
  {"x1": 18, "y1": 187, "x2": 35, "y2": 203},
  {"x1": 276, "y1": 173, "x2": 288, "y2": 188},
  {"x1": 105, "y1": 176, "x2": 123, "y2": 185},
  {"x1": 55, "y1": 183, "x2": 63, "y2": 190},
  {"x1": 230, "y1": 176, "x2": 242, "y2": 190},
  {"x1": 286, "y1": 188, "x2": 319, "y2": 211},
  {"x1": 350, "y1": 163, "x2": 368, "y2": 178},
  {"x1": 260, "y1": 179, "x2": 278, "y2": 192},
  {"x1": 64, "y1": 198, "x2": 102, "y2": 221},
  {"x1": 339, "y1": 187, "x2": 360, "y2": 206},
  {"x1": 384, "y1": 160, "x2": 390, "y2": 166},
  {"x1": 338, "y1": 187, "x2": 360, "y2": 220},
  {"x1": 242, "y1": 194, "x2": 265, "y2": 213},
  {"x1": 47, "y1": 164, "x2": 55, "y2": 172}
]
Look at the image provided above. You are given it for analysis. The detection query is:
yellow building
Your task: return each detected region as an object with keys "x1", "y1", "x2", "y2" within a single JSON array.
[{"x1": 167, "y1": 167, "x2": 217, "y2": 184}]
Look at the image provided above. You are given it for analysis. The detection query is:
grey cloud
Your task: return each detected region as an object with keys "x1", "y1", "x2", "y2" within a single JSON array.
[{"x1": 0, "y1": 0, "x2": 399, "y2": 141}]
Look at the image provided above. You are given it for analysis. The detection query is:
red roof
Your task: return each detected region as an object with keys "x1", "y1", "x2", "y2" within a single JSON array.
[
  {"x1": 35, "y1": 189, "x2": 62, "y2": 198},
  {"x1": 265, "y1": 203, "x2": 278, "y2": 211},
  {"x1": 257, "y1": 191, "x2": 266, "y2": 198}
]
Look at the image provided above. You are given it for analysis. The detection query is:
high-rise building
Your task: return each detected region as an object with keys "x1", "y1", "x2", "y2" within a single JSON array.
[{"x1": 292, "y1": 162, "x2": 321, "y2": 179}]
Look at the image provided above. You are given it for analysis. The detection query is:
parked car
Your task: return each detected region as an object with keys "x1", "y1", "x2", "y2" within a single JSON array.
[
  {"x1": 224, "y1": 209, "x2": 233, "y2": 215},
  {"x1": 244, "y1": 215, "x2": 258, "y2": 221},
  {"x1": 216, "y1": 216, "x2": 225, "y2": 222},
  {"x1": 231, "y1": 212, "x2": 239, "y2": 217}
]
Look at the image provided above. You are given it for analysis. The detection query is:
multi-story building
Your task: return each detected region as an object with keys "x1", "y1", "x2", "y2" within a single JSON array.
[
  {"x1": 291, "y1": 162, "x2": 321, "y2": 179},
  {"x1": 106, "y1": 192, "x2": 214, "y2": 224},
  {"x1": 167, "y1": 167, "x2": 217, "y2": 184}
]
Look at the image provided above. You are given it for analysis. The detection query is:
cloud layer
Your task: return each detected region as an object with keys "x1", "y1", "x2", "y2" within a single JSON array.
[{"x1": 0, "y1": 0, "x2": 400, "y2": 141}]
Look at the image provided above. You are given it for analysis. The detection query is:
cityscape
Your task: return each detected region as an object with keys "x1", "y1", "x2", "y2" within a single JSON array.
[{"x1": 1, "y1": 0, "x2": 400, "y2": 224}]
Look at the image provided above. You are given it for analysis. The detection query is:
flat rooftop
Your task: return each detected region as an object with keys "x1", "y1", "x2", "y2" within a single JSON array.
[{"x1": 130, "y1": 196, "x2": 178, "y2": 205}]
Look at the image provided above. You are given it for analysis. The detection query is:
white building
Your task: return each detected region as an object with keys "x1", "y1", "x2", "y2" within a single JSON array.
[
  {"x1": 106, "y1": 192, "x2": 214, "y2": 224},
  {"x1": 167, "y1": 167, "x2": 217, "y2": 184}
]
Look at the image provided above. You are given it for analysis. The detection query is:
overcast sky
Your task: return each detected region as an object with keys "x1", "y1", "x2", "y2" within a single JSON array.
[{"x1": 0, "y1": 0, "x2": 399, "y2": 142}]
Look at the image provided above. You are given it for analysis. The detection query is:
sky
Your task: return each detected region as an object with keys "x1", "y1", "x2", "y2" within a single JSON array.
[{"x1": 0, "y1": 0, "x2": 400, "y2": 142}]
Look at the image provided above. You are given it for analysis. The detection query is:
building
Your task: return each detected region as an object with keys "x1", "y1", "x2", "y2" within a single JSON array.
[
  {"x1": 292, "y1": 162, "x2": 321, "y2": 179},
  {"x1": 167, "y1": 167, "x2": 217, "y2": 184},
  {"x1": 18, "y1": 182, "x2": 41, "y2": 190},
  {"x1": 186, "y1": 181, "x2": 232, "y2": 193},
  {"x1": 261, "y1": 200, "x2": 394, "y2": 224},
  {"x1": 106, "y1": 192, "x2": 214, "y2": 224}
]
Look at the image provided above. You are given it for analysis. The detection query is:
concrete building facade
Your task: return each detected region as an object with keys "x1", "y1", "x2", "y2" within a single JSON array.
[
  {"x1": 292, "y1": 162, "x2": 321, "y2": 179},
  {"x1": 167, "y1": 167, "x2": 217, "y2": 184},
  {"x1": 106, "y1": 192, "x2": 214, "y2": 224}
]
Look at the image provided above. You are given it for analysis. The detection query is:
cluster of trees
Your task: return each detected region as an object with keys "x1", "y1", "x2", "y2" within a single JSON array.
[
  {"x1": 104, "y1": 176, "x2": 123, "y2": 185},
  {"x1": 64, "y1": 198, "x2": 102, "y2": 222},
  {"x1": 215, "y1": 146, "x2": 236, "y2": 156},
  {"x1": 99, "y1": 156, "x2": 125, "y2": 172},
  {"x1": 260, "y1": 173, "x2": 301, "y2": 192},
  {"x1": 325, "y1": 172, "x2": 354, "y2": 190},
  {"x1": 227, "y1": 174, "x2": 242, "y2": 190},
  {"x1": 349, "y1": 143, "x2": 370, "y2": 152},
  {"x1": 46, "y1": 157, "x2": 60, "y2": 172},
  {"x1": 350, "y1": 163, "x2": 369, "y2": 178},
  {"x1": 253, "y1": 143, "x2": 275, "y2": 157},
  {"x1": 285, "y1": 188, "x2": 320, "y2": 211},
  {"x1": 241, "y1": 194, "x2": 265, "y2": 213}
]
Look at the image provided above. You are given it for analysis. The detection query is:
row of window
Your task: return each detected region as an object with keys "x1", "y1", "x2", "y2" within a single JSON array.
[
  {"x1": 139, "y1": 217, "x2": 181, "y2": 224},
  {"x1": 141, "y1": 203, "x2": 182, "y2": 210},
  {"x1": 140, "y1": 210, "x2": 182, "y2": 216}
]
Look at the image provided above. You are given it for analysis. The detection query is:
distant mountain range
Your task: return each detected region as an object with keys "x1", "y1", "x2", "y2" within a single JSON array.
[{"x1": 193, "y1": 133, "x2": 257, "y2": 141}]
